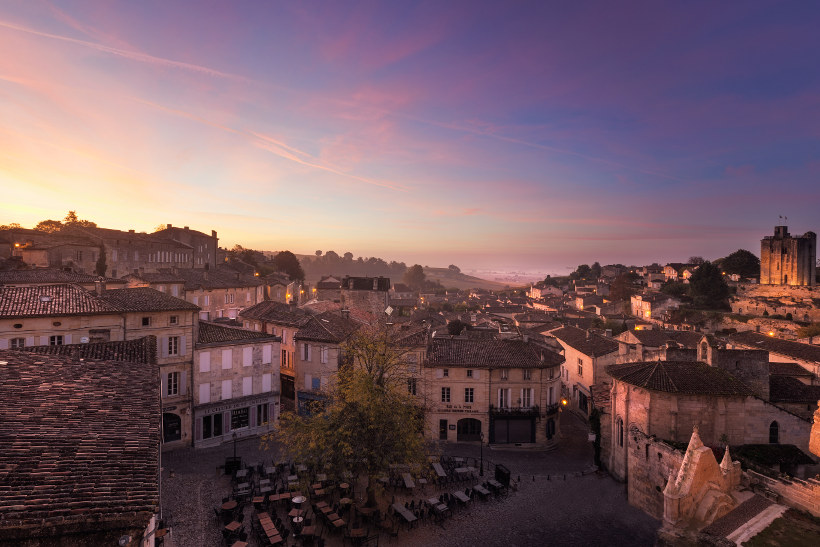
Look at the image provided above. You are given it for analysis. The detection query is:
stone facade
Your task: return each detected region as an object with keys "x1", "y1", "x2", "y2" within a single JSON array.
[
  {"x1": 626, "y1": 429, "x2": 687, "y2": 519},
  {"x1": 340, "y1": 276, "x2": 390, "y2": 318},
  {"x1": 153, "y1": 224, "x2": 219, "y2": 270},
  {"x1": 745, "y1": 469, "x2": 820, "y2": 517},
  {"x1": 760, "y1": 225, "x2": 816, "y2": 286}
]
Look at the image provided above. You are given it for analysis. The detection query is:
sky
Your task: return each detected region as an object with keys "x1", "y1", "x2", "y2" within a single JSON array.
[{"x1": 1, "y1": 1, "x2": 819, "y2": 275}]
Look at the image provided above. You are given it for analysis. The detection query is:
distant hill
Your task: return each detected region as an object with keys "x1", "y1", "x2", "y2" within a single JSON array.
[{"x1": 422, "y1": 267, "x2": 513, "y2": 291}]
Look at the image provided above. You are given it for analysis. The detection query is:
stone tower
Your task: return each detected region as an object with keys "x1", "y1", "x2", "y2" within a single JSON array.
[{"x1": 760, "y1": 226, "x2": 816, "y2": 286}]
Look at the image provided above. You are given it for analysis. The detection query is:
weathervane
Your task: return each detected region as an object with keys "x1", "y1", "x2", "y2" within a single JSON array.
[{"x1": 778, "y1": 215, "x2": 788, "y2": 223}]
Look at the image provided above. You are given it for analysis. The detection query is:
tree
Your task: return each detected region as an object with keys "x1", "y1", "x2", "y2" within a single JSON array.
[
  {"x1": 688, "y1": 261, "x2": 730, "y2": 309},
  {"x1": 448, "y1": 264, "x2": 461, "y2": 274},
  {"x1": 403, "y1": 264, "x2": 426, "y2": 290},
  {"x1": 660, "y1": 281, "x2": 689, "y2": 299},
  {"x1": 609, "y1": 272, "x2": 640, "y2": 301},
  {"x1": 590, "y1": 261, "x2": 602, "y2": 279},
  {"x1": 34, "y1": 219, "x2": 63, "y2": 232},
  {"x1": 272, "y1": 250, "x2": 304, "y2": 282},
  {"x1": 272, "y1": 324, "x2": 428, "y2": 505},
  {"x1": 570, "y1": 264, "x2": 591, "y2": 280},
  {"x1": 718, "y1": 249, "x2": 760, "y2": 279},
  {"x1": 95, "y1": 246, "x2": 107, "y2": 277},
  {"x1": 796, "y1": 324, "x2": 820, "y2": 343},
  {"x1": 63, "y1": 211, "x2": 97, "y2": 228},
  {"x1": 688, "y1": 256, "x2": 705, "y2": 265},
  {"x1": 315, "y1": 250, "x2": 322, "y2": 257},
  {"x1": 447, "y1": 319, "x2": 468, "y2": 336},
  {"x1": 0, "y1": 222, "x2": 22, "y2": 230}
]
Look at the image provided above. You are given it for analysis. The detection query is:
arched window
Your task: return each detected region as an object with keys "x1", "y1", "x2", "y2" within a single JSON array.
[
  {"x1": 617, "y1": 418, "x2": 624, "y2": 447},
  {"x1": 769, "y1": 421, "x2": 779, "y2": 444}
]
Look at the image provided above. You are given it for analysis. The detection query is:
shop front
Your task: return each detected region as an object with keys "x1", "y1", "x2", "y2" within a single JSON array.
[{"x1": 194, "y1": 393, "x2": 278, "y2": 448}]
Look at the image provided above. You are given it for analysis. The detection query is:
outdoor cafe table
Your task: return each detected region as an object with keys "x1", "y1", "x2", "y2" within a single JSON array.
[
  {"x1": 402, "y1": 473, "x2": 415, "y2": 489},
  {"x1": 473, "y1": 484, "x2": 490, "y2": 498},
  {"x1": 221, "y1": 500, "x2": 238, "y2": 511},
  {"x1": 432, "y1": 463, "x2": 447, "y2": 478},
  {"x1": 292, "y1": 495, "x2": 307, "y2": 505},
  {"x1": 392, "y1": 503, "x2": 418, "y2": 526},
  {"x1": 224, "y1": 521, "x2": 241, "y2": 533},
  {"x1": 488, "y1": 479, "x2": 504, "y2": 490},
  {"x1": 287, "y1": 474, "x2": 298, "y2": 482},
  {"x1": 230, "y1": 541, "x2": 248, "y2": 547},
  {"x1": 235, "y1": 468, "x2": 249, "y2": 479},
  {"x1": 316, "y1": 473, "x2": 327, "y2": 482},
  {"x1": 300, "y1": 525, "x2": 316, "y2": 538},
  {"x1": 452, "y1": 491, "x2": 470, "y2": 504}
]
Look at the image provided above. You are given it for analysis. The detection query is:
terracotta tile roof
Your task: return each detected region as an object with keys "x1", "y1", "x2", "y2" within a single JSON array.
[
  {"x1": 606, "y1": 361, "x2": 754, "y2": 396},
  {"x1": 628, "y1": 329, "x2": 705, "y2": 348},
  {"x1": 122, "y1": 271, "x2": 185, "y2": 284},
  {"x1": 701, "y1": 494, "x2": 773, "y2": 539},
  {"x1": 590, "y1": 383, "x2": 611, "y2": 410},
  {"x1": 391, "y1": 283, "x2": 412, "y2": 293},
  {"x1": 769, "y1": 376, "x2": 820, "y2": 403},
  {"x1": 551, "y1": 326, "x2": 619, "y2": 357},
  {"x1": 295, "y1": 311, "x2": 360, "y2": 343},
  {"x1": 769, "y1": 361, "x2": 815, "y2": 377},
  {"x1": 0, "y1": 350, "x2": 159, "y2": 537},
  {"x1": 0, "y1": 284, "x2": 120, "y2": 318},
  {"x1": 239, "y1": 300, "x2": 312, "y2": 327},
  {"x1": 426, "y1": 338, "x2": 564, "y2": 368},
  {"x1": 100, "y1": 287, "x2": 199, "y2": 312},
  {"x1": 172, "y1": 266, "x2": 262, "y2": 291},
  {"x1": 18, "y1": 336, "x2": 157, "y2": 364},
  {"x1": 514, "y1": 312, "x2": 555, "y2": 323},
  {"x1": 730, "y1": 331, "x2": 820, "y2": 364},
  {"x1": 0, "y1": 269, "x2": 125, "y2": 286},
  {"x1": 197, "y1": 321, "x2": 279, "y2": 346}
]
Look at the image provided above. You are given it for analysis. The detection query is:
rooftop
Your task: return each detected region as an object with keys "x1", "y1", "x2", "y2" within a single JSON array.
[
  {"x1": 17, "y1": 336, "x2": 157, "y2": 364},
  {"x1": 198, "y1": 321, "x2": 280, "y2": 346},
  {"x1": 0, "y1": 269, "x2": 125, "y2": 286},
  {"x1": 427, "y1": 337, "x2": 564, "y2": 368},
  {"x1": 100, "y1": 287, "x2": 200, "y2": 312},
  {"x1": 551, "y1": 326, "x2": 619, "y2": 357},
  {"x1": 606, "y1": 361, "x2": 754, "y2": 396},
  {"x1": 0, "y1": 350, "x2": 159, "y2": 538},
  {"x1": 295, "y1": 311, "x2": 361, "y2": 343},
  {"x1": 239, "y1": 300, "x2": 313, "y2": 327},
  {"x1": 0, "y1": 284, "x2": 121, "y2": 318},
  {"x1": 730, "y1": 331, "x2": 820, "y2": 364}
]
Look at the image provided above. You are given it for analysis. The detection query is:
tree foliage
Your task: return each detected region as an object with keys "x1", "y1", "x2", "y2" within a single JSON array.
[
  {"x1": 570, "y1": 264, "x2": 591, "y2": 280},
  {"x1": 716, "y1": 249, "x2": 760, "y2": 279},
  {"x1": 688, "y1": 261, "x2": 730, "y2": 309},
  {"x1": 0, "y1": 222, "x2": 22, "y2": 230},
  {"x1": 63, "y1": 211, "x2": 97, "y2": 228},
  {"x1": 661, "y1": 281, "x2": 690, "y2": 299},
  {"x1": 447, "y1": 319, "x2": 468, "y2": 336},
  {"x1": 403, "y1": 264, "x2": 426, "y2": 290},
  {"x1": 688, "y1": 256, "x2": 705, "y2": 265},
  {"x1": 34, "y1": 219, "x2": 63, "y2": 233},
  {"x1": 95, "y1": 246, "x2": 107, "y2": 277},
  {"x1": 609, "y1": 272, "x2": 640, "y2": 302},
  {"x1": 448, "y1": 264, "x2": 461, "y2": 273},
  {"x1": 272, "y1": 250, "x2": 305, "y2": 282},
  {"x1": 796, "y1": 323, "x2": 820, "y2": 342},
  {"x1": 272, "y1": 325, "x2": 428, "y2": 502}
]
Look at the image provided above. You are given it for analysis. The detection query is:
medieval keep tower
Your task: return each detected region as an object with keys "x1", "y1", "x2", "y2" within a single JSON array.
[{"x1": 760, "y1": 226, "x2": 816, "y2": 286}]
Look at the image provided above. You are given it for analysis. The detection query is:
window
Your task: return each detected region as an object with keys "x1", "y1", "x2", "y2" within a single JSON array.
[
  {"x1": 521, "y1": 388, "x2": 533, "y2": 408},
  {"x1": 226, "y1": 292, "x2": 234, "y2": 304},
  {"x1": 407, "y1": 378, "x2": 417, "y2": 395},
  {"x1": 231, "y1": 407, "x2": 249, "y2": 429},
  {"x1": 281, "y1": 349, "x2": 288, "y2": 368},
  {"x1": 199, "y1": 383, "x2": 210, "y2": 404},
  {"x1": 577, "y1": 357, "x2": 583, "y2": 377},
  {"x1": 167, "y1": 372, "x2": 180, "y2": 396},
  {"x1": 523, "y1": 369, "x2": 532, "y2": 380},
  {"x1": 170, "y1": 315, "x2": 178, "y2": 325},
  {"x1": 441, "y1": 387, "x2": 451, "y2": 403},
  {"x1": 142, "y1": 317, "x2": 151, "y2": 327},
  {"x1": 10, "y1": 337, "x2": 25, "y2": 349},
  {"x1": 203, "y1": 295, "x2": 210, "y2": 306},
  {"x1": 49, "y1": 335, "x2": 63, "y2": 346},
  {"x1": 769, "y1": 421, "x2": 779, "y2": 444},
  {"x1": 320, "y1": 346, "x2": 328, "y2": 364},
  {"x1": 617, "y1": 418, "x2": 624, "y2": 447},
  {"x1": 221, "y1": 379, "x2": 232, "y2": 400},
  {"x1": 242, "y1": 376, "x2": 252, "y2": 396},
  {"x1": 549, "y1": 367, "x2": 555, "y2": 379},
  {"x1": 311, "y1": 377, "x2": 321, "y2": 390},
  {"x1": 192, "y1": 295, "x2": 199, "y2": 305},
  {"x1": 498, "y1": 388, "x2": 510, "y2": 408},
  {"x1": 443, "y1": 368, "x2": 449, "y2": 377},
  {"x1": 466, "y1": 369, "x2": 473, "y2": 378},
  {"x1": 168, "y1": 336, "x2": 180, "y2": 356},
  {"x1": 500, "y1": 369, "x2": 508, "y2": 380},
  {"x1": 302, "y1": 343, "x2": 311, "y2": 361},
  {"x1": 464, "y1": 387, "x2": 474, "y2": 403},
  {"x1": 257, "y1": 403, "x2": 269, "y2": 425}
]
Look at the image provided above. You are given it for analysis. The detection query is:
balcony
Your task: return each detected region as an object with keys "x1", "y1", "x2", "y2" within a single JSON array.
[{"x1": 489, "y1": 404, "x2": 540, "y2": 417}]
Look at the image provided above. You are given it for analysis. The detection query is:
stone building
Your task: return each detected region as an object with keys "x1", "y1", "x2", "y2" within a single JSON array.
[
  {"x1": 340, "y1": 276, "x2": 390, "y2": 318},
  {"x1": 423, "y1": 336, "x2": 564, "y2": 447},
  {"x1": 0, "y1": 349, "x2": 160, "y2": 545},
  {"x1": 152, "y1": 224, "x2": 219, "y2": 270},
  {"x1": 630, "y1": 292, "x2": 681, "y2": 321},
  {"x1": 293, "y1": 310, "x2": 360, "y2": 413},
  {"x1": 173, "y1": 266, "x2": 264, "y2": 321},
  {"x1": 729, "y1": 330, "x2": 820, "y2": 377},
  {"x1": 314, "y1": 275, "x2": 342, "y2": 302},
  {"x1": 239, "y1": 300, "x2": 313, "y2": 400},
  {"x1": 760, "y1": 225, "x2": 816, "y2": 286},
  {"x1": 193, "y1": 322, "x2": 280, "y2": 448},
  {"x1": 551, "y1": 326, "x2": 618, "y2": 417},
  {"x1": 0, "y1": 268, "x2": 126, "y2": 291}
]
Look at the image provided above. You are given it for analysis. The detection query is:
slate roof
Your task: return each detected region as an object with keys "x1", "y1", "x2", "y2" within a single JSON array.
[
  {"x1": 551, "y1": 326, "x2": 619, "y2": 357},
  {"x1": 239, "y1": 300, "x2": 313, "y2": 327},
  {"x1": 606, "y1": 361, "x2": 754, "y2": 396},
  {"x1": 295, "y1": 311, "x2": 360, "y2": 343},
  {"x1": 341, "y1": 276, "x2": 390, "y2": 291},
  {"x1": 198, "y1": 321, "x2": 279, "y2": 346},
  {"x1": 628, "y1": 329, "x2": 705, "y2": 348},
  {"x1": 18, "y1": 336, "x2": 157, "y2": 364},
  {"x1": 100, "y1": 287, "x2": 199, "y2": 312},
  {"x1": 769, "y1": 376, "x2": 820, "y2": 403},
  {"x1": 426, "y1": 338, "x2": 564, "y2": 368},
  {"x1": 0, "y1": 269, "x2": 125, "y2": 286},
  {"x1": 730, "y1": 331, "x2": 820, "y2": 365},
  {"x1": 0, "y1": 350, "x2": 159, "y2": 537},
  {"x1": 0, "y1": 284, "x2": 120, "y2": 318}
]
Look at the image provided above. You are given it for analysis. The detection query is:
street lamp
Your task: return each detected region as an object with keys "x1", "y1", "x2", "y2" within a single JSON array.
[{"x1": 479, "y1": 431, "x2": 485, "y2": 476}]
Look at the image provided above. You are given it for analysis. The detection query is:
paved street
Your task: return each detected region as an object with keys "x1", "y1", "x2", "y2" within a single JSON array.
[{"x1": 160, "y1": 411, "x2": 660, "y2": 546}]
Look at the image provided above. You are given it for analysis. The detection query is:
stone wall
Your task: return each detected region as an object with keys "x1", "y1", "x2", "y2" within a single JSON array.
[
  {"x1": 626, "y1": 428, "x2": 685, "y2": 519},
  {"x1": 760, "y1": 227, "x2": 816, "y2": 287},
  {"x1": 745, "y1": 469, "x2": 820, "y2": 517}
]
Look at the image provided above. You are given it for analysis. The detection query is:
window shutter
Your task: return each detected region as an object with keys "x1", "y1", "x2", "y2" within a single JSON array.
[
  {"x1": 262, "y1": 345, "x2": 272, "y2": 364},
  {"x1": 474, "y1": 369, "x2": 480, "y2": 379},
  {"x1": 243, "y1": 347, "x2": 252, "y2": 367},
  {"x1": 262, "y1": 373, "x2": 271, "y2": 392},
  {"x1": 243, "y1": 376, "x2": 252, "y2": 396},
  {"x1": 435, "y1": 369, "x2": 443, "y2": 378},
  {"x1": 39, "y1": 336, "x2": 48, "y2": 346},
  {"x1": 161, "y1": 338, "x2": 168, "y2": 358},
  {"x1": 180, "y1": 335, "x2": 187, "y2": 356},
  {"x1": 0, "y1": 339, "x2": 7, "y2": 350},
  {"x1": 307, "y1": 344, "x2": 312, "y2": 361},
  {"x1": 250, "y1": 408, "x2": 257, "y2": 428},
  {"x1": 26, "y1": 336, "x2": 34, "y2": 347},
  {"x1": 161, "y1": 373, "x2": 168, "y2": 398},
  {"x1": 199, "y1": 383, "x2": 210, "y2": 404},
  {"x1": 180, "y1": 371, "x2": 187, "y2": 396},
  {"x1": 195, "y1": 417, "x2": 202, "y2": 441},
  {"x1": 199, "y1": 352, "x2": 211, "y2": 373},
  {"x1": 222, "y1": 349, "x2": 232, "y2": 369},
  {"x1": 64, "y1": 334, "x2": 72, "y2": 344},
  {"x1": 224, "y1": 411, "x2": 232, "y2": 433}
]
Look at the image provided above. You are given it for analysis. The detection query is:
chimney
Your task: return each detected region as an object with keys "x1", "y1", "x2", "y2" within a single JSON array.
[
  {"x1": 184, "y1": 226, "x2": 189, "y2": 230},
  {"x1": 373, "y1": 278, "x2": 378, "y2": 290},
  {"x1": 166, "y1": 224, "x2": 172, "y2": 229},
  {"x1": 211, "y1": 230, "x2": 217, "y2": 238},
  {"x1": 128, "y1": 229, "x2": 135, "y2": 234},
  {"x1": 95, "y1": 278, "x2": 106, "y2": 294},
  {"x1": 605, "y1": 329, "x2": 613, "y2": 338},
  {"x1": 586, "y1": 330, "x2": 591, "y2": 340},
  {"x1": 523, "y1": 334, "x2": 529, "y2": 343}
]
